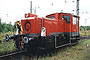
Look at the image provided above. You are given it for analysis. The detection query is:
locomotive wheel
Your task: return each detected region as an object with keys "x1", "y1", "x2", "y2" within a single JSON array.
[{"x1": 15, "y1": 36, "x2": 24, "y2": 50}]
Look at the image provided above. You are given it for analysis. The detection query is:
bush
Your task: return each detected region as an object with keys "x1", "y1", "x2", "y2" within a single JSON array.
[
  {"x1": 80, "y1": 26, "x2": 90, "y2": 31},
  {"x1": 0, "y1": 22, "x2": 15, "y2": 33}
]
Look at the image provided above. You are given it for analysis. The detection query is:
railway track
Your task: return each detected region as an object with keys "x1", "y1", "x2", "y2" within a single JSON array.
[
  {"x1": 0, "y1": 50, "x2": 26, "y2": 58},
  {"x1": 0, "y1": 36, "x2": 90, "y2": 59},
  {"x1": 79, "y1": 36, "x2": 90, "y2": 42},
  {"x1": 80, "y1": 36, "x2": 90, "y2": 39}
]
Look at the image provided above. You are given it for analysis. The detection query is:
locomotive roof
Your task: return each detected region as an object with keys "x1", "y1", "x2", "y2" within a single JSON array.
[{"x1": 46, "y1": 12, "x2": 79, "y2": 17}]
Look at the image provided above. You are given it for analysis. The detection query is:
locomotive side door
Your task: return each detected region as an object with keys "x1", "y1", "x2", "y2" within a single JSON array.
[
  {"x1": 55, "y1": 14, "x2": 72, "y2": 48},
  {"x1": 62, "y1": 15, "x2": 71, "y2": 44}
]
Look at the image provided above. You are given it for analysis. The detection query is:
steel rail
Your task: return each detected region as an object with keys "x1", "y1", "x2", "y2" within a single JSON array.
[{"x1": 0, "y1": 50, "x2": 26, "y2": 58}]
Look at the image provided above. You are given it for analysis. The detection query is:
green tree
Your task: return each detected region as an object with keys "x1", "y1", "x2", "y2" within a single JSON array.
[{"x1": 0, "y1": 22, "x2": 15, "y2": 33}]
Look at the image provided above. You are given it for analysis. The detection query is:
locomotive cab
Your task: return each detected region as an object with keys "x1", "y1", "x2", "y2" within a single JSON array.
[{"x1": 45, "y1": 13, "x2": 80, "y2": 48}]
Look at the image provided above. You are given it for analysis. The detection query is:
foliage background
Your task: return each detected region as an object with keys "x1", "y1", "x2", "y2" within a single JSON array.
[
  {"x1": 80, "y1": 26, "x2": 90, "y2": 31},
  {"x1": 0, "y1": 19, "x2": 15, "y2": 33}
]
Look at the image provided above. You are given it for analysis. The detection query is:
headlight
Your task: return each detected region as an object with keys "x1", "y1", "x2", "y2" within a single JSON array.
[
  {"x1": 24, "y1": 37, "x2": 28, "y2": 43},
  {"x1": 41, "y1": 27, "x2": 46, "y2": 36},
  {"x1": 26, "y1": 13, "x2": 28, "y2": 18},
  {"x1": 29, "y1": 38, "x2": 33, "y2": 41}
]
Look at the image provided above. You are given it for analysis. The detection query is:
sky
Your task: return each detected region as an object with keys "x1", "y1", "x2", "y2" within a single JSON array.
[{"x1": 0, "y1": 0, "x2": 90, "y2": 26}]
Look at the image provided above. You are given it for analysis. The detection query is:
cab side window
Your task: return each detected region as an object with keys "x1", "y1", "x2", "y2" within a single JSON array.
[
  {"x1": 48, "y1": 16, "x2": 55, "y2": 19},
  {"x1": 62, "y1": 15, "x2": 71, "y2": 23},
  {"x1": 73, "y1": 17, "x2": 78, "y2": 25}
]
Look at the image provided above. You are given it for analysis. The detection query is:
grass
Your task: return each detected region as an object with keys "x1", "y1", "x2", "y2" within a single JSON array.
[
  {"x1": 80, "y1": 30, "x2": 90, "y2": 36},
  {"x1": 0, "y1": 32, "x2": 15, "y2": 40},
  {"x1": 0, "y1": 40, "x2": 16, "y2": 54},
  {"x1": 0, "y1": 32, "x2": 16, "y2": 55}
]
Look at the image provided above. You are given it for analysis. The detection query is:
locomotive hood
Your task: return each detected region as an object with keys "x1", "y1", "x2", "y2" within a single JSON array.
[{"x1": 20, "y1": 13, "x2": 42, "y2": 36}]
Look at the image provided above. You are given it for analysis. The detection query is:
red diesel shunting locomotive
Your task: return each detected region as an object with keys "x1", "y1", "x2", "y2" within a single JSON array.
[{"x1": 5, "y1": 12, "x2": 80, "y2": 50}]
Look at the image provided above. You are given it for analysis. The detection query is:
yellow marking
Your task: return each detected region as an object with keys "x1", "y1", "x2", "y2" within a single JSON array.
[
  {"x1": 15, "y1": 21, "x2": 24, "y2": 49},
  {"x1": 15, "y1": 21, "x2": 23, "y2": 35}
]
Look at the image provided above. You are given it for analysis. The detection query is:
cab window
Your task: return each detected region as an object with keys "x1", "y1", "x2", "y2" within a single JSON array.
[
  {"x1": 48, "y1": 16, "x2": 55, "y2": 19},
  {"x1": 73, "y1": 17, "x2": 78, "y2": 25},
  {"x1": 62, "y1": 15, "x2": 71, "y2": 23}
]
